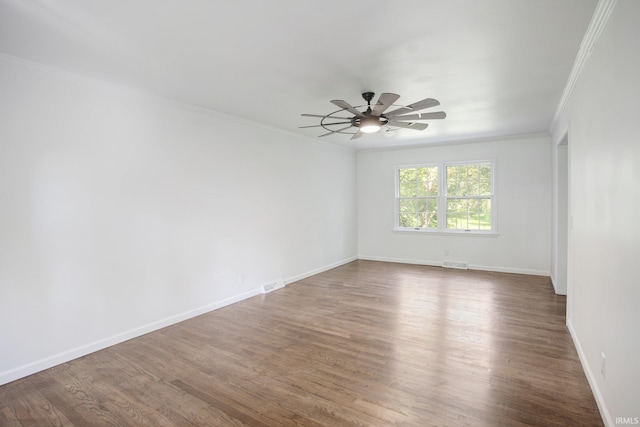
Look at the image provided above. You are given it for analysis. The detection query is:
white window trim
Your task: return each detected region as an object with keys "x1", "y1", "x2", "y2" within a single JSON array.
[{"x1": 394, "y1": 159, "x2": 498, "y2": 236}]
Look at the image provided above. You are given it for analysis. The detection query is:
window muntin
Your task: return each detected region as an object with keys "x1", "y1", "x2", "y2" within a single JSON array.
[{"x1": 396, "y1": 161, "x2": 495, "y2": 233}]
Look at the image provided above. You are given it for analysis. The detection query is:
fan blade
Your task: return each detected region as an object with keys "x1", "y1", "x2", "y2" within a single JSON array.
[
  {"x1": 371, "y1": 93, "x2": 400, "y2": 116},
  {"x1": 351, "y1": 130, "x2": 364, "y2": 140},
  {"x1": 318, "y1": 125, "x2": 353, "y2": 137},
  {"x1": 385, "y1": 98, "x2": 440, "y2": 118},
  {"x1": 331, "y1": 99, "x2": 365, "y2": 117},
  {"x1": 390, "y1": 111, "x2": 447, "y2": 121},
  {"x1": 299, "y1": 121, "x2": 352, "y2": 129},
  {"x1": 391, "y1": 122, "x2": 429, "y2": 131},
  {"x1": 301, "y1": 113, "x2": 352, "y2": 120}
]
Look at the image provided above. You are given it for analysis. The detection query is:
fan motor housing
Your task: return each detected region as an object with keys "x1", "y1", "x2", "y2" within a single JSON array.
[{"x1": 352, "y1": 115, "x2": 389, "y2": 129}]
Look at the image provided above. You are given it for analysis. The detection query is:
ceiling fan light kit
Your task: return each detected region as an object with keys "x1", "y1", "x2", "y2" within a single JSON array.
[
  {"x1": 301, "y1": 92, "x2": 446, "y2": 140},
  {"x1": 359, "y1": 118, "x2": 382, "y2": 133}
]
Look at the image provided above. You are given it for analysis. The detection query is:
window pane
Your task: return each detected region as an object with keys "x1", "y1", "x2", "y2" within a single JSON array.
[
  {"x1": 446, "y1": 197, "x2": 492, "y2": 230},
  {"x1": 446, "y1": 198, "x2": 468, "y2": 229},
  {"x1": 477, "y1": 165, "x2": 489, "y2": 195},
  {"x1": 399, "y1": 167, "x2": 437, "y2": 197},
  {"x1": 399, "y1": 198, "x2": 427, "y2": 213},
  {"x1": 400, "y1": 213, "x2": 421, "y2": 228},
  {"x1": 426, "y1": 198, "x2": 438, "y2": 227},
  {"x1": 447, "y1": 163, "x2": 492, "y2": 197},
  {"x1": 398, "y1": 197, "x2": 437, "y2": 229},
  {"x1": 470, "y1": 199, "x2": 491, "y2": 230},
  {"x1": 446, "y1": 166, "x2": 460, "y2": 196},
  {"x1": 425, "y1": 181, "x2": 438, "y2": 196},
  {"x1": 479, "y1": 164, "x2": 491, "y2": 195},
  {"x1": 411, "y1": 182, "x2": 425, "y2": 197}
]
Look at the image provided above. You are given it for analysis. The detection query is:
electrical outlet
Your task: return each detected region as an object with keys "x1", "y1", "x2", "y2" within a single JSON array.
[
  {"x1": 239, "y1": 273, "x2": 246, "y2": 285},
  {"x1": 600, "y1": 352, "x2": 606, "y2": 378}
]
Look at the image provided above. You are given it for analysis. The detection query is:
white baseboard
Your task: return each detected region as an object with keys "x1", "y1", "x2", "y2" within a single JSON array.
[
  {"x1": 285, "y1": 256, "x2": 358, "y2": 284},
  {"x1": 0, "y1": 287, "x2": 262, "y2": 386},
  {"x1": 566, "y1": 319, "x2": 611, "y2": 427},
  {"x1": 358, "y1": 255, "x2": 549, "y2": 277},
  {"x1": 468, "y1": 263, "x2": 549, "y2": 277},
  {"x1": 357, "y1": 255, "x2": 442, "y2": 267},
  {"x1": 549, "y1": 273, "x2": 568, "y2": 295}
]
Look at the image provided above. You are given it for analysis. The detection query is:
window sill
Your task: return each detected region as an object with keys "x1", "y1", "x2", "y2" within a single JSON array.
[{"x1": 393, "y1": 228, "x2": 500, "y2": 237}]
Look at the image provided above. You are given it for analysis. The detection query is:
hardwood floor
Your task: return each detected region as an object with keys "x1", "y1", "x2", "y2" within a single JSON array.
[{"x1": 0, "y1": 260, "x2": 603, "y2": 426}]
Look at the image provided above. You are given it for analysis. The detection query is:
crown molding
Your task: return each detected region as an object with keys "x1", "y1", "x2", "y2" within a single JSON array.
[
  {"x1": 551, "y1": 0, "x2": 617, "y2": 129},
  {"x1": 0, "y1": 53, "x2": 355, "y2": 153}
]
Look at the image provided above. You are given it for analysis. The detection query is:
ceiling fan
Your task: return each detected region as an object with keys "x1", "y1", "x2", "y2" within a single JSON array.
[{"x1": 300, "y1": 92, "x2": 446, "y2": 140}]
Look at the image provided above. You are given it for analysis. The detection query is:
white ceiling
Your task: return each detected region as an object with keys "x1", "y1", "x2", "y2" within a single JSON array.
[{"x1": 0, "y1": 0, "x2": 598, "y2": 149}]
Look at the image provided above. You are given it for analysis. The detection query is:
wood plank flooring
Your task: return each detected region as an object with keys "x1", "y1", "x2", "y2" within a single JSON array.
[{"x1": 0, "y1": 260, "x2": 603, "y2": 426}]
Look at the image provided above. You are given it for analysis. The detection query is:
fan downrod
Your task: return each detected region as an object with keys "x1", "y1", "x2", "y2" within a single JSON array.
[{"x1": 362, "y1": 92, "x2": 375, "y2": 105}]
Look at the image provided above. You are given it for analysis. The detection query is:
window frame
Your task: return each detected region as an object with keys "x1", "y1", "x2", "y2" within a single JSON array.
[
  {"x1": 394, "y1": 159, "x2": 497, "y2": 235},
  {"x1": 395, "y1": 163, "x2": 440, "y2": 231}
]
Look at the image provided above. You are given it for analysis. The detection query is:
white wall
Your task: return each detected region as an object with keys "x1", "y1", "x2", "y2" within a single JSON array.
[
  {"x1": 357, "y1": 134, "x2": 552, "y2": 275},
  {"x1": 551, "y1": 0, "x2": 640, "y2": 423},
  {"x1": 0, "y1": 56, "x2": 357, "y2": 385}
]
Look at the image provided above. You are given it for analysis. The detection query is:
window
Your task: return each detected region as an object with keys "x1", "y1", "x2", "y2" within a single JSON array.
[
  {"x1": 395, "y1": 160, "x2": 495, "y2": 233},
  {"x1": 398, "y1": 166, "x2": 439, "y2": 229},
  {"x1": 445, "y1": 162, "x2": 493, "y2": 231}
]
